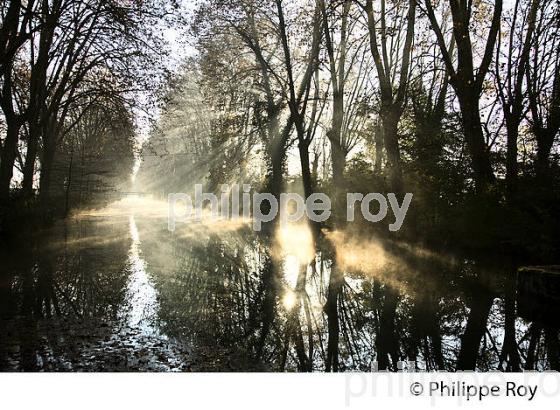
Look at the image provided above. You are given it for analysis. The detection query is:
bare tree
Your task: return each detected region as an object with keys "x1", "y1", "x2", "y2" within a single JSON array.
[
  {"x1": 495, "y1": 0, "x2": 540, "y2": 201},
  {"x1": 276, "y1": 0, "x2": 322, "y2": 203},
  {"x1": 364, "y1": 0, "x2": 416, "y2": 192},
  {"x1": 526, "y1": 1, "x2": 560, "y2": 178},
  {"x1": 0, "y1": 0, "x2": 37, "y2": 200},
  {"x1": 422, "y1": 0, "x2": 503, "y2": 193}
]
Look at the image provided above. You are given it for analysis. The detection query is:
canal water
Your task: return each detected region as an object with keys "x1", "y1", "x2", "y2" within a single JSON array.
[{"x1": 0, "y1": 197, "x2": 558, "y2": 371}]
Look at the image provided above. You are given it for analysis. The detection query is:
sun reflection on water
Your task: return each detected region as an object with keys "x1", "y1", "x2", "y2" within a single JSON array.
[
  {"x1": 273, "y1": 222, "x2": 315, "y2": 311},
  {"x1": 120, "y1": 215, "x2": 160, "y2": 335}
]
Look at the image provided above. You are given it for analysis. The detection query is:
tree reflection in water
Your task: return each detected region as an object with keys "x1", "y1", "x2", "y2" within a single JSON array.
[{"x1": 0, "y1": 206, "x2": 558, "y2": 372}]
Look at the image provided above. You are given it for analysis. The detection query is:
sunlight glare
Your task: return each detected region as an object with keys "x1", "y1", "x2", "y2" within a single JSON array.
[
  {"x1": 275, "y1": 223, "x2": 315, "y2": 265},
  {"x1": 282, "y1": 290, "x2": 297, "y2": 310}
]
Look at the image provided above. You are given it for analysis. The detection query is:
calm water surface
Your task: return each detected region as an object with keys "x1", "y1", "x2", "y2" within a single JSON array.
[{"x1": 0, "y1": 197, "x2": 558, "y2": 371}]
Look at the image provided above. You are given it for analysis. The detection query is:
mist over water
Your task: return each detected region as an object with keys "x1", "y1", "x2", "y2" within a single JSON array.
[{"x1": 0, "y1": 197, "x2": 557, "y2": 371}]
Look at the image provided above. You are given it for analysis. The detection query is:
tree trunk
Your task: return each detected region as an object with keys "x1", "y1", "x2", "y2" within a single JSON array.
[
  {"x1": 330, "y1": 139, "x2": 346, "y2": 188},
  {"x1": 298, "y1": 135, "x2": 314, "y2": 201},
  {"x1": 287, "y1": 264, "x2": 311, "y2": 371},
  {"x1": 329, "y1": 89, "x2": 346, "y2": 187},
  {"x1": 256, "y1": 252, "x2": 279, "y2": 358},
  {"x1": 535, "y1": 128, "x2": 555, "y2": 178},
  {"x1": 325, "y1": 263, "x2": 343, "y2": 372},
  {"x1": 456, "y1": 90, "x2": 495, "y2": 193},
  {"x1": 0, "y1": 121, "x2": 21, "y2": 200},
  {"x1": 524, "y1": 324, "x2": 541, "y2": 370},
  {"x1": 269, "y1": 151, "x2": 284, "y2": 200},
  {"x1": 545, "y1": 327, "x2": 560, "y2": 371},
  {"x1": 457, "y1": 290, "x2": 494, "y2": 370},
  {"x1": 381, "y1": 106, "x2": 403, "y2": 193},
  {"x1": 64, "y1": 147, "x2": 74, "y2": 216},
  {"x1": 21, "y1": 127, "x2": 40, "y2": 197},
  {"x1": 376, "y1": 286, "x2": 400, "y2": 370},
  {"x1": 322, "y1": 0, "x2": 350, "y2": 188},
  {"x1": 505, "y1": 121, "x2": 519, "y2": 202},
  {"x1": 296, "y1": 119, "x2": 320, "y2": 249},
  {"x1": 501, "y1": 278, "x2": 520, "y2": 370},
  {"x1": 38, "y1": 138, "x2": 57, "y2": 213},
  {"x1": 373, "y1": 122, "x2": 384, "y2": 173},
  {"x1": 265, "y1": 116, "x2": 293, "y2": 208}
]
